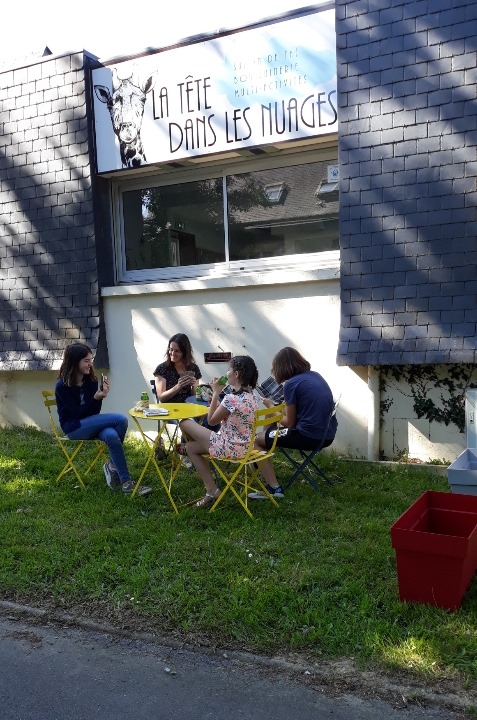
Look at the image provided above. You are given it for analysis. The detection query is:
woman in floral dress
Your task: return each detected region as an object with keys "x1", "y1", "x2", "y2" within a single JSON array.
[{"x1": 179, "y1": 356, "x2": 259, "y2": 508}]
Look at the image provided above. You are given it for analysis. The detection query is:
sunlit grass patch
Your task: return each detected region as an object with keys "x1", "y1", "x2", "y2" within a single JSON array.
[
  {"x1": 0, "y1": 457, "x2": 24, "y2": 471},
  {"x1": 378, "y1": 634, "x2": 445, "y2": 676}
]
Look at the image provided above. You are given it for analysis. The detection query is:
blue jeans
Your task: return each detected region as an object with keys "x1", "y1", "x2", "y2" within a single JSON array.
[{"x1": 67, "y1": 413, "x2": 130, "y2": 482}]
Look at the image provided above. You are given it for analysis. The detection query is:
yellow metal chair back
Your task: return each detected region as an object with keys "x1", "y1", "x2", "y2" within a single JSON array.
[
  {"x1": 206, "y1": 403, "x2": 286, "y2": 519},
  {"x1": 42, "y1": 390, "x2": 106, "y2": 488}
]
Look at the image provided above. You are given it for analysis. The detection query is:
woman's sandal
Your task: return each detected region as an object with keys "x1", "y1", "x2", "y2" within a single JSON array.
[{"x1": 194, "y1": 489, "x2": 220, "y2": 509}]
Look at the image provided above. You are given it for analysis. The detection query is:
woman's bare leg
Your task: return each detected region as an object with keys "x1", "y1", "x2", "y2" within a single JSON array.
[
  {"x1": 255, "y1": 430, "x2": 267, "y2": 449},
  {"x1": 254, "y1": 435, "x2": 280, "y2": 489},
  {"x1": 180, "y1": 419, "x2": 218, "y2": 495},
  {"x1": 257, "y1": 457, "x2": 279, "y2": 487}
]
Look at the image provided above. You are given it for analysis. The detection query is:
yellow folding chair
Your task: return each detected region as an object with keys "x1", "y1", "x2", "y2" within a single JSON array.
[
  {"x1": 206, "y1": 403, "x2": 286, "y2": 519},
  {"x1": 42, "y1": 390, "x2": 106, "y2": 488}
]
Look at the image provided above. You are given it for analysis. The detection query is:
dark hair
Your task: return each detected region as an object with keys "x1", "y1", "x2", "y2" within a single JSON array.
[
  {"x1": 230, "y1": 355, "x2": 258, "y2": 391},
  {"x1": 271, "y1": 347, "x2": 311, "y2": 384},
  {"x1": 165, "y1": 333, "x2": 195, "y2": 369},
  {"x1": 58, "y1": 343, "x2": 96, "y2": 387}
]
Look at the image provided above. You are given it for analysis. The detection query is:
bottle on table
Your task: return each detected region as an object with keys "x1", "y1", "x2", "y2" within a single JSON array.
[{"x1": 140, "y1": 391, "x2": 149, "y2": 409}]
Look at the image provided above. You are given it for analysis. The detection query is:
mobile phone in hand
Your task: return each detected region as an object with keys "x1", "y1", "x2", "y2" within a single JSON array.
[
  {"x1": 179, "y1": 371, "x2": 195, "y2": 385},
  {"x1": 100, "y1": 373, "x2": 105, "y2": 391}
]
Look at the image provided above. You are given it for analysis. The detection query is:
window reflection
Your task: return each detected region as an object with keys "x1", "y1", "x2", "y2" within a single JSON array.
[
  {"x1": 227, "y1": 163, "x2": 339, "y2": 261},
  {"x1": 121, "y1": 159, "x2": 339, "y2": 272},
  {"x1": 123, "y1": 179, "x2": 225, "y2": 270}
]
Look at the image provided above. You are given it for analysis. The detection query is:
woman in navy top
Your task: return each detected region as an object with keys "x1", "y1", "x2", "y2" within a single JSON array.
[
  {"x1": 251, "y1": 346, "x2": 337, "y2": 499},
  {"x1": 55, "y1": 343, "x2": 151, "y2": 496}
]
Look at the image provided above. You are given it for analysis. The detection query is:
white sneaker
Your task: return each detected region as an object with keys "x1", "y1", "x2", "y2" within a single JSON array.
[{"x1": 248, "y1": 483, "x2": 284, "y2": 500}]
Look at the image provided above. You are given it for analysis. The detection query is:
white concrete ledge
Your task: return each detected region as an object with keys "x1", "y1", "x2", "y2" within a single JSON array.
[{"x1": 101, "y1": 265, "x2": 340, "y2": 298}]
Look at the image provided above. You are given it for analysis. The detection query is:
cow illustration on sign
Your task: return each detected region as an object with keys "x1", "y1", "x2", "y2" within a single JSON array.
[{"x1": 94, "y1": 66, "x2": 155, "y2": 168}]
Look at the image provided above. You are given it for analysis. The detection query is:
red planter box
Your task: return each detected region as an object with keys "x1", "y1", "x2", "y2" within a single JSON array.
[{"x1": 390, "y1": 490, "x2": 477, "y2": 611}]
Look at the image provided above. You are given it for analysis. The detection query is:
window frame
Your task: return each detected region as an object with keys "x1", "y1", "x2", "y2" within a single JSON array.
[{"x1": 110, "y1": 142, "x2": 340, "y2": 285}]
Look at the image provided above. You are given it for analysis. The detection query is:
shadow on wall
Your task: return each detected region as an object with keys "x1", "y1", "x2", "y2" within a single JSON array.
[
  {"x1": 337, "y1": 7, "x2": 477, "y2": 365},
  {"x1": 1, "y1": 53, "x2": 104, "y2": 373},
  {"x1": 100, "y1": 281, "x2": 370, "y2": 457}
]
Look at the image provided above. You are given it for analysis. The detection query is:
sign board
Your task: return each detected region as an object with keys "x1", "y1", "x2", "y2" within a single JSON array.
[
  {"x1": 204, "y1": 352, "x2": 232, "y2": 364},
  {"x1": 92, "y1": 7, "x2": 336, "y2": 172}
]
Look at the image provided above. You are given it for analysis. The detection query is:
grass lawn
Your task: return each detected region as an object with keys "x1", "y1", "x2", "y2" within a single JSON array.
[{"x1": 1, "y1": 426, "x2": 477, "y2": 695}]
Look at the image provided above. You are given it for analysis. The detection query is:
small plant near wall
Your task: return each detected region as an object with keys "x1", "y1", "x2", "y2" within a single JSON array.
[{"x1": 378, "y1": 364, "x2": 477, "y2": 434}]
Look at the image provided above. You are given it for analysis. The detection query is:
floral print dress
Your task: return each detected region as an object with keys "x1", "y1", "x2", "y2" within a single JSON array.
[{"x1": 209, "y1": 391, "x2": 258, "y2": 459}]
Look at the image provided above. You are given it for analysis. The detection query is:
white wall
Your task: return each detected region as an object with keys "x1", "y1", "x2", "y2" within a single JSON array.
[
  {"x1": 0, "y1": 370, "x2": 58, "y2": 430},
  {"x1": 101, "y1": 270, "x2": 370, "y2": 457},
  {"x1": 380, "y1": 371, "x2": 467, "y2": 463}
]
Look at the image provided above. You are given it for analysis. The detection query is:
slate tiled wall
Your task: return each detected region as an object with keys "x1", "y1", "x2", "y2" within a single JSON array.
[
  {"x1": 336, "y1": 0, "x2": 477, "y2": 366},
  {"x1": 0, "y1": 52, "x2": 106, "y2": 371}
]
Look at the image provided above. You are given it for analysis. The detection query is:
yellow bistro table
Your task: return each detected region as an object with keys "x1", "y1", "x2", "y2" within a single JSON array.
[{"x1": 128, "y1": 402, "x2": 209, "y2": 511}]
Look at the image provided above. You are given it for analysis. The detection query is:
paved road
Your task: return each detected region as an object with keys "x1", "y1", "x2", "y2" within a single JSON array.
[{"x1": 0, "y1": 609, "x2": 464, "y2": 720}]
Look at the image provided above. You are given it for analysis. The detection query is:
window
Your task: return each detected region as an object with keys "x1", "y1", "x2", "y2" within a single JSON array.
[
  {"x1": 264, "y1": 182, "x2": 286, "y2": 204},
  {"x1": 123, "y1": 179, "x2": 225, "y2": 270},
  {"x1": 315, "y1": 181, "x2": 339, "y2": 195},
  {"x1": 115, "y1": 149, "x2": 339, "y2": 283},
  {"x1": 227, "y1": 164, "x2": 339, "y2": 262}
]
